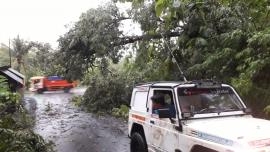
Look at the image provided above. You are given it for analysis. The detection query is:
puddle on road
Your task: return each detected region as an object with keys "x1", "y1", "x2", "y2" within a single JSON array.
[{"x1": 24, "y1": 88, "x2": 129, "y2": 152}]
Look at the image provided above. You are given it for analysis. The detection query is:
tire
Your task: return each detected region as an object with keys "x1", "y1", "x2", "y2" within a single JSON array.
[{"x1": 130, "y1": 132, "x2": 148, "y2": 152}]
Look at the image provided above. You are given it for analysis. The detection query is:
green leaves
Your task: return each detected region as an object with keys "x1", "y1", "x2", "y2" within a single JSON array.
[
  {"x1": 0, "y1": 74, "x2": 51, "y2": 152},
  {"x1": 112, "y1": 105, "x2": 129, "y2": 119},
  {"x1": 57, "y1": 3, "x2": 125, "y2": 80},
  {"x1": 0, "y1": 76, "x2": 20, "y2": 115},
  {"x1": 0, "y1": 128, "x2": 52, "y2": 152},
  {"x1": 82, "y1": 68, "x2": 132, "y2": 113},
  {"x1": 0, "y1": 46, "x2": 11, "y2": 67},
  {"x1": 54, "y1": 0, "x2": 270, "y2": 118},
  {"x1": 0, "y1": 75, "x2": 8, "y2": 92},
  {"x1": 155, "y1": 0, "x2": 169, "y2": 16}
]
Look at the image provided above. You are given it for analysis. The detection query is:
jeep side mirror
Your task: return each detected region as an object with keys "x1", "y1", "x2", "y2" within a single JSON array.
[{"x1": 158, "y1": 108, "x2": 171, "y2": 118}]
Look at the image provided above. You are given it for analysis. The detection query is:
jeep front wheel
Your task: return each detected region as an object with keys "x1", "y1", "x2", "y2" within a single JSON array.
[{"x1": 130, "y1": 132, "x2": 147, "y2": 152}]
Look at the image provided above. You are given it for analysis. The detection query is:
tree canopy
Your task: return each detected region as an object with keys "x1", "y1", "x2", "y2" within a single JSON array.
[{"x1": 52, "y1": 0, "x2": 270, "y2": 117}]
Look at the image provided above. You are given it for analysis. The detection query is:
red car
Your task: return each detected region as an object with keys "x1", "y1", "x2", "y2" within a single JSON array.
[{"x1": 30, "y1": 76, "x2": 77, "y2": 93}]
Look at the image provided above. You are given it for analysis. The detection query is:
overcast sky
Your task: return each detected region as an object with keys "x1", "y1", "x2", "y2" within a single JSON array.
[{"x1": 0, "y1": 0, "x2": 115, "y2": 48}]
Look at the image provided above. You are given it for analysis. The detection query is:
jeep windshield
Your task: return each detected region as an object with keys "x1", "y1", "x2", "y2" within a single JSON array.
[{"x1": 178, "y1": 86, "x2": 244, "y2": 116}]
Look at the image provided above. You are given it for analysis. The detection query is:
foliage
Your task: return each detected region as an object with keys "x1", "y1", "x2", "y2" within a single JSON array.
[
  {"x1": 3, "y1": 38, "x2": 54, "y2": 88},
  {"x1": 12, "y1": 35, "x2": 34, "y2": 72},
  {"x1": 55, "y1": 1, "x2": 183, "y2": 81},
  {"x1": 0, "y1": 44, "x2": 11, "y2": 67},
  {"x1": 231, "y1": 28, "x2": 270, "y2": 117},
  {"x1": 55, "y1": 0, "x2": 270, "y2": 118},
  {"x1": 0, "y1": 129, "x2": 51, "y2": 152},
  {"x1": 0, "y1": 76, "x2": 20, "y2": 115},
  {"x1": 122, "y1": 0, "x2": 270, "y2": 117},
  {"x1": 70, "y1": 95, "x2": 84, "y2": 107},
  {"x1": 28, "y1": 42, "x2": 53, "y2": 75},
  {"x1": 71, "y1": 94, "x2": 129, "y2": 119},
  {"x1": 56, "y1": 2, "x2": 125, "y2": 80},
  {"x1": 0, "y1": 36, "x2": 54, "y2": 88},
  {"x1": 82, "y1": 66, "x2": 132, "y2": 113},
  {"x1": 0, "y1": 76, "x2": 52, "y2": 152},
  {"x1": 112, "y1": 105, "x2": 129, "y2": 119}
]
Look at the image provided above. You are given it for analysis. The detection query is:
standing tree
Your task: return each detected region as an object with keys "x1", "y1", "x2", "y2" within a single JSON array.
[
  {"x1": 12, "y1": 35, "x2": 33, "y2": 72},
  {"x1": 33, "y1": 42, "x2": 52, "y2": 72},
  {"x1": 0, "y1": 44, "x2": 11, "y2": 67}
]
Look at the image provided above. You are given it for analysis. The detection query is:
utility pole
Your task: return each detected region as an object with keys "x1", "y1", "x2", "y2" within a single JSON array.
[{"x1": 9, "y1": 38, "x2": 12, "y2": 67}]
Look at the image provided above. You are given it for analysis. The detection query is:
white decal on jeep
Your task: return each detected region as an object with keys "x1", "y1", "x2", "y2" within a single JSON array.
[{"x1": 192, "y1": 130, "x2": 234, "y2": 146}]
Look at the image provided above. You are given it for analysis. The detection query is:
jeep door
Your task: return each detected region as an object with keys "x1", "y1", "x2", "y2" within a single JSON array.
[{"x1": 148, "y1": 88, "x2": 180, "y2": 151}]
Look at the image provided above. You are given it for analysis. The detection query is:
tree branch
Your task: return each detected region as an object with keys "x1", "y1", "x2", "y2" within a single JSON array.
[{"x1": 113, "y1": 31, "x2": 182, "y2": 46}]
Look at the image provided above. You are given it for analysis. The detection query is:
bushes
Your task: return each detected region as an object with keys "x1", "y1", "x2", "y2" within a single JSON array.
[
  {"x1": 72, "y1": 61, "x2": 139, "y2": 117},
  {"x1": 0, "y1": 129, "x2": 50, "y2": 152},
  {"x1": 232, "y1": 77, "x2": 270, "y2": 118},
  {"x1": 0, "y1": 76, "x2": 52, "y2": 152},
  {"x1": 112, "y1": 105, "x2": 129, "y2": 119},
  {"x1": 0, "y1": 75, "x2": 20, "y2": 115},
  {"x1": 82, "y1": 71, "x2": 132, "y2": 114},
  {"x1": 70, "y1": 95, "x2": 83, "y2": 107}
]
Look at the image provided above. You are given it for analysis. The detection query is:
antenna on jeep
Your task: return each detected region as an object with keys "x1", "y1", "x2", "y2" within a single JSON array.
[{"x1": 161, "y1": 33, "x2": 187, "y2": 82}]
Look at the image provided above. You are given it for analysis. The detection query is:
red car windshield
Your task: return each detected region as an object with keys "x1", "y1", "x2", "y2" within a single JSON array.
[{"x1": 178, "y1": 87, "x2": 244, "y2": 114}]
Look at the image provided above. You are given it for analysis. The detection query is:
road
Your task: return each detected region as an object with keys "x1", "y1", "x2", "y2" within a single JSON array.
[{"x1": 24, "y1": 87, "x2": 130, "y2": 152}]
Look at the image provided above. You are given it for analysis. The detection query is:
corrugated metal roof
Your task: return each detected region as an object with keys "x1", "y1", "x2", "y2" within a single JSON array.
[
  {"x1": 0, "y1": 66, "x2": 25, "y2": 86},
  {"x1": 8, "y1": 68, "x2": 25, "y2": 79}
]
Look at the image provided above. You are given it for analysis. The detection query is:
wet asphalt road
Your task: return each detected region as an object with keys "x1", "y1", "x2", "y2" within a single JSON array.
[{"x1": 24, "y1": 87, "x2": 130, "y2": 152}]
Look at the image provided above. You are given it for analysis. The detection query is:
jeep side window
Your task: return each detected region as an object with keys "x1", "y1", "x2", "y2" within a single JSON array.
[
  {"x1": 151, "y1": 90, "x2": 176, "y2": 118},
  {"x1": 132, "y1": 91, "x2": 148, "y2": 111},
  {"x1": 151, "y1": 94, "x2": 166, "y2": 114}
]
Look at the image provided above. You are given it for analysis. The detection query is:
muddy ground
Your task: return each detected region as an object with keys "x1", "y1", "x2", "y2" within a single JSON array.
[{"x1": 24, "y1": 87, "x2": 130, "y2": 152}]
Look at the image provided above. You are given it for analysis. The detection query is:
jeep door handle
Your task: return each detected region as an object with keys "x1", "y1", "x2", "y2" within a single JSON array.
[{"x1": 150, "y1": 120, "x2": 155, "y2": 124}]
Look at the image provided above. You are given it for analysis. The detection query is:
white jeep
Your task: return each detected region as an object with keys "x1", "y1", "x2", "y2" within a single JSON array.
[{"x1": 128, "y1": 81, "x2": 270, "y2": 152}]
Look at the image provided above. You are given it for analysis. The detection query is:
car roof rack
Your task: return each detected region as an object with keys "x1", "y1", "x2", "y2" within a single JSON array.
[{"x1": 134, "y1": 80, "x2": 222, "y2": 89}]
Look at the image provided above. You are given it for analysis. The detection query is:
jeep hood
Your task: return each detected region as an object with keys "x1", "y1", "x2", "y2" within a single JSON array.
[{"x1": 186, "y1": 116, "x2": 270, "y2": 149}]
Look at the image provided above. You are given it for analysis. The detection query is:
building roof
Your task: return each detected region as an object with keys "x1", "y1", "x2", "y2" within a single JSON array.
[{"x1": 0, "y1": 66, "x2": 25, "y2": 86}]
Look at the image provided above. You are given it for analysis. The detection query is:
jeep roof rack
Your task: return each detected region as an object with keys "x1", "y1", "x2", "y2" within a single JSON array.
[
  {"x1": 135, "y1": 81, "x2": 185, "y2": 88},
  {"x1": 135, "y1": 80, "x2": 221, "y2": 88}
]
